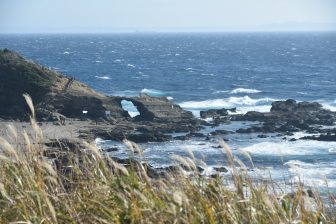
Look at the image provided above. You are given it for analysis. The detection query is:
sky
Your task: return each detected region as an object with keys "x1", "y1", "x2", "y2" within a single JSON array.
[{"x1": 1, "y1": 0, "x2": 336, "y2": 33}]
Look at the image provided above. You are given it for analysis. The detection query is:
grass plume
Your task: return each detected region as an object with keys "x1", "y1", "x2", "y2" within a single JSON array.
[{"x1": 0, "y1": 95, "x2": 335, "y2": 223}]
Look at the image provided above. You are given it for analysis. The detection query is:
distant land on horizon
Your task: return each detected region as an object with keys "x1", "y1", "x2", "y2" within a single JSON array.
[{"x1": 1, "y1": 22, "x2": 336, "y2": 34}]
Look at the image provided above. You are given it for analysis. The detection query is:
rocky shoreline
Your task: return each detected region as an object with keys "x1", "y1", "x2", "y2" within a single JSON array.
[
  {"x1": 201, "y1": 99, "x2": 336, "y2": 142},
  {"x1": 1, "y1": 49, "x2": 336, "y2": 149},
  {"x1": 1, "y1": 49, "x2": 336, "y2": 180}
]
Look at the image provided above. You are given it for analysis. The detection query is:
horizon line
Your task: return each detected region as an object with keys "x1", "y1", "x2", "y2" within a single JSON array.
[{"x1": 1, "y1": 30, "x2": 336, "y2": 35}]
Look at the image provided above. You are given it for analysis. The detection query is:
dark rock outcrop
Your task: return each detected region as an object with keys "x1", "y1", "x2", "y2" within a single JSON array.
[
  {"x1": 200, "y1": 108, "x2": 236, "y2": 119},
  {"x1": 300, "y1": 132, "x2": 336, "y2": 142},
  {"x1": 232, "y1": 99, "x2": 336, "y2": 134}
]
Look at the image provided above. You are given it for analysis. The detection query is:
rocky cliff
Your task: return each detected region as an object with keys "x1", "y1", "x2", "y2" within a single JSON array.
[{"x1": 0, "y1": 49, "x2": 197, "y2": 130}]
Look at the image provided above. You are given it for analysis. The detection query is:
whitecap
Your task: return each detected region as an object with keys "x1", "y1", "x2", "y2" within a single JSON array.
[
  {"x1": 201, "y1": 73, "x2": 215, "y2": 76},
  {"x1": 167, "y1": 96, "x2": 174, "y2": 100},
  {"x1": 227, "y1": 96, "x2": 272, "y2": 105},
  {"x1": 237, "y1": 105, "x2": 271, "y2": 114},
  {"x1": 95, "y1": 75, "x2": 111, "y2": 80},
  {"x1": 62, "y1": 51, "x2": 70, "y2": 55},
  {"x1": 230, "y1": 88, "x2": 261, "y2": 94},
  {"x1": 141, "y1": 88, "x2": 167, "y2": 97},
  {"x1": 179, "y1": 99, "x2": 232, "y2": 110},
  {"x1": 127, "y1": 64, "x2": 136, "y2": 68},
  {"x1": 213, "y1": 90, "x2": 229, "y2": 94},
  {"x1": 179, "y1": 96, "x2": 275, "y2": 114},
  {"x1": 114, "y1": 59, "x2": 123, "y2": 63},
  {"x1": 95, "y1": 60, "x2": 102, "y2": 63}
]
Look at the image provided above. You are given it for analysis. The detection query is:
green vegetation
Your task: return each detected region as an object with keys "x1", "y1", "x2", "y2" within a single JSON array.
[{"x1": 0, "y1": 95, "x2": 335, "y2": 223}]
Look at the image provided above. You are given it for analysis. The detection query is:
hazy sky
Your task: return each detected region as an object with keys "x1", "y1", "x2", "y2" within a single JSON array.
[{"x1": 1, "y1": 0, "x2": 336, "y2": 33}]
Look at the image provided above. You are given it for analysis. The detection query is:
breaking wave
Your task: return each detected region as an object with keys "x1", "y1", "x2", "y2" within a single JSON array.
[
  {"x1": 95, "y1": 75, "x2": 111, "y2": 80},
  {"x1": 140, "y1": 88, "x2": 168, "y2": 97},
  {"x1": 179, "y1": 96, "x2": 275, "y2": 115},
  {"x1": 230, "y1": 88, "x2": 262, "y2": 94}
]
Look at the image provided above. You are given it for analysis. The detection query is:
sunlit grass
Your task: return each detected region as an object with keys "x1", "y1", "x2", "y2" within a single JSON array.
[{"x1": 0, "y1": 95, "x2": 335, "y2": 223}]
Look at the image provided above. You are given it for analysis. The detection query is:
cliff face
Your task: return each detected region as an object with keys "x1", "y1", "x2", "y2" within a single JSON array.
[
  {"x1": 0, "y1": 49, "x2": 52, "y2": 118},
  {"x1": 0, "y1": 49, "x2": 195, "y2": 125},
  {"x1": 0, "y1": 49, "x2": 125, "y2": 120}
]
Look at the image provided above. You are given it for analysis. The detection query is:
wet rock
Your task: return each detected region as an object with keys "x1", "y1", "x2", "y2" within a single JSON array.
[
  {"x1": 104, "y1": 147, "x2": 119, "y2": 152},
  {"x1": 300, "y1": 133, "x2": 336, "y2": 141},
  {"x1": 210, "y1": 129, "x2": 233, "y2": 136},
  {"x1": 213, "y1": 167, "x2": 228, "y2": 172},
  {"x1": 173, "y1": 135, "x2": 190, "y2": 141},
  {"x1": 186, "y1": 132, "x2": 206, "y2": 138},
  {"x1": 200, "y1": 108, "x2": 236, "y2": 119},
  {"x1": 127, "y1": 133, "x2": 173, "y2": 143},
  {"x1": 271, "y1": 99, "x2": 297, "y2": 112},
  {"x1": 242, "y1": 111, "x2": 265, "y2": 121}
]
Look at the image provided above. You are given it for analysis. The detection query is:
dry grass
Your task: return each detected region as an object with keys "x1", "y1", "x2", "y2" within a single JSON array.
[{"x1": 0, "y1": 95, "x2": 335, "y2": 223}]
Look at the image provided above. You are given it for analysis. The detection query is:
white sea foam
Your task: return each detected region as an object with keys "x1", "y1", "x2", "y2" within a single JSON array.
[
  {"x1": 230, "y1": 88, "x2": 262, "y2": 94},
  {"x1": 127, "y1": 63, "x2": 136, "y2": 68},
  {"x1": 95, "y1": 75, "x2": 111, "y2": 80},
  {"x1": 237, "y1": 105, "x2": 271, "y2": 114},
  {"x1": 284, "y1": 160, "x2": 336, "y2": 188},
  {"x1": 62, "y1": 51, "x2": 70, "y2": 55},
  {"x1": 167, "y1": 96, "x2": 174, "y2": 100},
  {"x1": 95, "y1": 137, "x2": 105, "y2": 145},
  {"x1": 179, "y1": 99, "x2": 231, "y2": 109},
  {"x1": 242, "y1": 140, "x2": 336, "y2": 156},
  {"x1": 95, "y1": 60, "x2": 102, "y2": 63},
  {"x1": 114, "y1": 59, "x2": 123, "y2": 63},
  {"x1": 201, "y1": 73, "x2": 215, "y2": 76},
  {"x1": 179, "y1": 96, "x2": 274, "y2": 113},
  {"x1": 329, "y1": 148, "x2": 336, "y2": 153},
  {"x1": 141, "y1": 88, "x2": 167, "y2": 96},
  {"x1": 321, "y1": 103, "x2": 336, "y2": 112},
  {"x1": 213, "y1": 90, "x2": 229, "y2": 94}
]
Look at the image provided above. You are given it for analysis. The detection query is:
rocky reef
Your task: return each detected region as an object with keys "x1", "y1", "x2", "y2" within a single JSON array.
[
  {"x1": 232, "y1": 99, "x2": 336, "y2": 133},
  {"x1": 200, "y1": 99, "x2": 336, "y2": 141}
]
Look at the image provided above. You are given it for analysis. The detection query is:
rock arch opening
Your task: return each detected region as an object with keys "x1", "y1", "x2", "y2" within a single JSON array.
[{"x1": 121, "y1": 100, "x2": 140, "y2": 118}]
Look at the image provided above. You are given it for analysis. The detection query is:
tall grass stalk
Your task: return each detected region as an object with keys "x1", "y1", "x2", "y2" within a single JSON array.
[{"x1": 0, "y1": 95, "x2": 335, "y2": 223}]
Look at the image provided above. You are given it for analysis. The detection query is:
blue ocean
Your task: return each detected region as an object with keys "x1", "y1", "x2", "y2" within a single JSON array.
[{"x1": 1, "y1": 33, "x2": 336, "y2": 192}]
